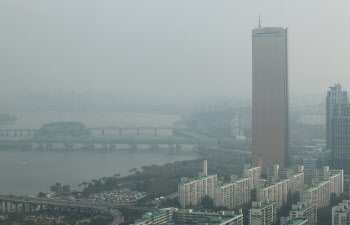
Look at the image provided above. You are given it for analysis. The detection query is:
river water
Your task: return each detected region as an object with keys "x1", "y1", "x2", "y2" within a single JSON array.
[{"x1": 0, "y1": 111, "x2": 195, "y2": 196}]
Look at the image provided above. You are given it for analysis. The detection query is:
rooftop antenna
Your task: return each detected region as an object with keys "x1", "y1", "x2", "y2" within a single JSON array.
[{"x1": 258, "y1": 13, "x2": 261, "y2": 28}]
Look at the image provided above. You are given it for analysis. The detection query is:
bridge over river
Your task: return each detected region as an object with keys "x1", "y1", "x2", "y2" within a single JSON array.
[
  {"x1": 0, "y1": 126, "x2": 217, "y2": 151},
  {"x1": 0, "y1": 195, "x2": 156, "y2": 225}
]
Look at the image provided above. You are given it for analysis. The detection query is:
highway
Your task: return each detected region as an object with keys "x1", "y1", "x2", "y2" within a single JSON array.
[{"x1": 0, "y1": 195, "x2": 125, "y2": 224}]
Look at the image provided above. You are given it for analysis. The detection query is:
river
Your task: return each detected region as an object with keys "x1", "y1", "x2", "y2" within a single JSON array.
[{"x1": 0, "y1": 111, "x2": 195, "y2": 196}]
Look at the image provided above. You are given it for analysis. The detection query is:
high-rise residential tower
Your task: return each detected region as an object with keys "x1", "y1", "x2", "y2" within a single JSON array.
[
  {"x1": 252, "y1": 26, "x2": 289, "y2": 173},
  {"x1": 326, "y1": 83, "x2": 348, "y2": 149}
]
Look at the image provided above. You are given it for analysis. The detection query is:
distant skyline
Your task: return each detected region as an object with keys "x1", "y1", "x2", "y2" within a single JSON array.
[{"x1": 1, "y1": 0, "x2": 350, "y2": 103}]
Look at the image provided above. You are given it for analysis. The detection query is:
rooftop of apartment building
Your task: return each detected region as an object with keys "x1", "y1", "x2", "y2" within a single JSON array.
[
  {"x1": 291, "y1": 202, "x2": 316, "y2": 211},
  {"x1": 216, "y1": 178, "x2": 250, "y2": 189},
  {"x1": 251, "y1": 201, "x2": 275, "y2": 209},
  {"x1": 287, "y1": 219, "x2": 308, "y2": 225},
  {"x1": 303, "y1": 174, "x2": 340, "y2": 192},
  {"x1": 259, "y1": 178, "x2": 290, "y2": 190},
  {"x1": 179, "y1": 174, "x2": 217, "y2": 185}
]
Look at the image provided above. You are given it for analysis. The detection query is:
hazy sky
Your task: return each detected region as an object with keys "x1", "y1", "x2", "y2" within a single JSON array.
[{"x1": 1, "y1": 0, "x2": 350, "y2": 101}]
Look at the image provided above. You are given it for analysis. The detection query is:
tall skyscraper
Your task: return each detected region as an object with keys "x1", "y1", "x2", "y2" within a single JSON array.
[
  {"x1": 252, "y1": 26, "x2": 289, "y2": 173},
  {"x1": 326, "y1": 83, "x2": 348, "y2": 149},
  {"x1": 331, "y1": 103, "x2": 350, "y2": 173}
]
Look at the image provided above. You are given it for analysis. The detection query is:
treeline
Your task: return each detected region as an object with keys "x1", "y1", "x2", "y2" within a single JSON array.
[{"x1": 80, "y1": 146, "x2": 248, "y2": 198}]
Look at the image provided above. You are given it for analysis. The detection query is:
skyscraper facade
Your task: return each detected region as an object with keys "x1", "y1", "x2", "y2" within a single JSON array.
[
  {"x1": 326, "y1": 83, "x2": 348, "y2": 149},
  {"x1": 252, "y1": 26, "x2": 289, "y2": 173},
  {"x1": 331, "y1": 103, "x2": 350, "y2": 173}
]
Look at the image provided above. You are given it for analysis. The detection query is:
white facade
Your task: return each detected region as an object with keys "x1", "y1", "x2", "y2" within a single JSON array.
[
  {"x1": 332, "y1": 200, "x2": 350, "y2": 225},
  {"x1": 289, "y1": 201, "x2": 317, "y2": 225},
  {"x1": 301, "y1": 173, "x2": 343, "y2": 208},
  {"x1": 214, "y1": 178, "x2": 250, "y2": 209},
  {"x1": 257, "y1": 179, "x2": 290, "y2": 209},
  {"x1": 290, "y1": 173, "x2": 305, "y2": 194},
  {"x1": 242, "y1": 164, "x2": 261, "y2": 190},
  {"x1": 249, "y1": 200, "x2": 277, "y2": 225},
  {"x1": 178, "y1": 174, "x2": 217, "y2": 208}
]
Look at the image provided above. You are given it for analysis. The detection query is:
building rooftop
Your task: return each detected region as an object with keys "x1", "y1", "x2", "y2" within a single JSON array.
[
  {"x1": 179, "y1": 174, "x2": 217, "y2": 185},
  {"x1": 259, "y1": 179, "x2": 289, "y2": 190},
  {"x1": 303, "y1": 174, "x2": 340, "y2": 193},
  {"x1": 288, "y1": 219, "x2": 308, "y2": 225}
]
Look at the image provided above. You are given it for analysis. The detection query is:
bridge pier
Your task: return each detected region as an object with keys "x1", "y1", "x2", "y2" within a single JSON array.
[
  {"x1": 5, "y1": 202, "x2": 8, "y2": 212},
  {"x1": 154, "y1": 128, "x2": 157, "y2": 136},
  {"x1": 148, "y1": 144, "x2": 159, "y2": 152},
  {"x1": 33, "y1": 130, "x2": 36, "y2": 136},
  {"x1": 137, "y1": 128, "x2": 140, "y2": 135},
  {"x1": 15, "y1": 203, "x2": 18, "y2": 212},
  {"x1": 119, "y1": 129, "x2": 122, "y2": 136},
  {"x1": 168, "y1": 144, "x2": 174, "y2": 153},
  {"x1": 101, "y1": 129, "x2": 104, "y2": 135},
  {"x1": 129, "y1": 143, "x2": 137, "y2": 152},
  {"x1": 176, "y1": 144, "x2": 182, "y2": 153}
]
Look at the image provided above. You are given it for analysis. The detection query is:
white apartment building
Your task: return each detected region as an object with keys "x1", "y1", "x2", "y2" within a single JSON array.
[
  {"x1": 332, "y1": 200, "x2": 350, "y2": 225},
  {"x1": 257, "y1": 178, "x2": 290, "y2": 209},
  {"x1": 178, "y1": 160, "x2": 218, "y2": 208},
  {"x1": 290, "y1": 173, "x2": 305, "y2": 194},
  {"x1": 242, "y1": 164, "x2": 261, "y2": 190},
  {"x1": 301, "y1": 173, "x2": 343, "y2": 208},
  {"x1": 214, "y1": 178, "x2": 250, "y2": 209},
  {"x1": 249, "y1": 200, "x2": 277, "y2": 225},
  {"x1": 289, "y1": 201, "x2": 317, "y2": 225}
]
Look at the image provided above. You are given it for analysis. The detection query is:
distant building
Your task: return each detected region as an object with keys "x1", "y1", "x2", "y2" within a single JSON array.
[
  {"x1": 267, "y1": 165, "x2": 279, "y2": 184},
  {"x1": 252, "y1": 26, "x2": 289, "y2": 173},
  {"x1": 289, "y1": 201, "x2": 317, "y2": 225},
  {"x1": 178, "y1": 160, "x2": 217, "y2": 208},
  {"x1": 326, "y1": 83, "x2": 348, "y2": 149},
  {"x1": 249, "y1": 200, "x2": 277, "y2": 225},
  {"x1": 332, "y1": 200, "x2": 350, "y2": 225},
  {"x1": 231, "y1": 113, "x2": 245, "y2": 140},
  {"x1": 50, "y1": 182, "x2": 70, "y2": 195},
  {"x1": 331, "y1": 103, "x2": 350, "y2": 173},
  {"x1": 298, "y1": 114, "x2": 325, "y2": 126}
]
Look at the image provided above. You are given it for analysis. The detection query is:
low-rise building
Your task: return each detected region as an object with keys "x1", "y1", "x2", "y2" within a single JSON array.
[
  {"x1": 332, "y1": 200, "x2": 350, "y2": 225},
  {"x1": 249, "y1": 200, "x2": 277, "y2": 225},
  {"x1": 173, "y1": 209, "x2": 243, "y2": 225},
  {"x1": 133, "y1": 208, "x2": 175, "y2": 225}
]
